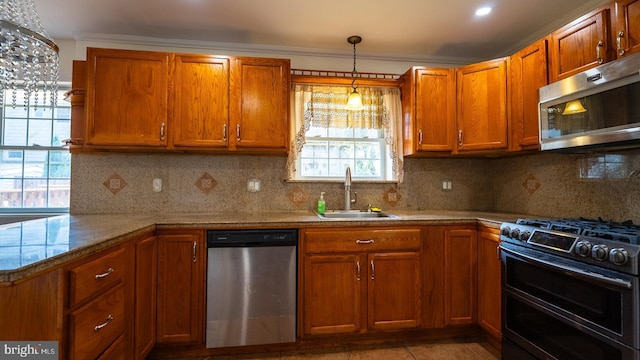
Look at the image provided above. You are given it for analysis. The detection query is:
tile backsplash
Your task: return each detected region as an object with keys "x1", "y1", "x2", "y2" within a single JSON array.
[{"x1": 70, "y1": 150, "x2": 640, "y2": 223}]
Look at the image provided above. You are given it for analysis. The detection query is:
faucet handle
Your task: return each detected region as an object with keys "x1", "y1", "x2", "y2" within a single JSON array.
[
  {"x1": 351, "y1": 191, "x2": 357, "y2": 205},
  {"x1": 366, "y1": 204, "x2": 372, "y2": 212}
]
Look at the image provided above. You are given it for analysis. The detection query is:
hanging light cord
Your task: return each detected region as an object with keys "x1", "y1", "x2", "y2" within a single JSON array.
[{"x1": 351, "y1": 41, "x2": 358, "y2": 90}]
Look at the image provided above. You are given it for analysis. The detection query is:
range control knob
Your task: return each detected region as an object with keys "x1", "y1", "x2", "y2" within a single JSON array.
[
  {"x1": 519, "y1": 230, "x2": 531, "y2": 241},
  {"x1": 510, "y1": 228, "x2": 521, "y2": 239},
  {"x1": 592, "y1": 244, "x2": 609, "y2": 261},
  {"x1": 575, "y1": 241, "x2": 592, "y2": 257},
  {"x1": 501, "y1": 226, "x2": 511, "y2": 237},
  {"x1": 610, "y1": 248, "x2": 629, "y2": 266}
]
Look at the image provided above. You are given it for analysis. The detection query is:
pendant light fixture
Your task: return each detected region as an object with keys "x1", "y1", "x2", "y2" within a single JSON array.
[
  {"x1": 0, "y1": 0, "x2": 60, "y2": 108},
  {"x1": 345, "y1": 35, "x2": 364, "y2": 111}
]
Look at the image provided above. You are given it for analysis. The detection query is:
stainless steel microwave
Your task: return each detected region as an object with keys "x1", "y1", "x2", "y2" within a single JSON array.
[{"x1": 539, "y1": 52, "x2": 640, "y2": 152}]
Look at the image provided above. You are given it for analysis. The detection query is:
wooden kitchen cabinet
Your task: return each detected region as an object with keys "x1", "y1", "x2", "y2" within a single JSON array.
[
  {"x1": 171, "y1": 55, "x2": 231, "y2": 149},
  {"x1": 614, "y1": 0, "x2": 640, "y2": 57},
  {"x1": 300, "y1": 227, "x2": 422, "y2": 336},
  {"x1": 477, "y1": 226, "x2": 501, "y2": 341},
  {"x1": 510, "y1": 39, "x2": 548, "y2": 150},
  {"x1": 455, "y1": 58, "x2": 508, "y2": 152},
  {"x1": 133, "y1": 234, "x2": 157, "y2": 359},
  {"x1": 401, "y1": 67, "x2": 456, "y2": 155},
  {"x1": 423, "y1": 225, "x2": 477, "y2": 329},
  {"x1": 548, "y1": 8, "x2": 612, "y2": 82},
  {"x1": 85, "y1": 48, "x2": 170, "y2": 147},
  {"x1": 156, "y1": 229, "x2": 206, "y2": 344},
  {"x1": 66, "y1": 244, "x2": 128, "y2": 360},
  {"x1": 65, "y1": 60, "x2": 87, "y2": 148},
  {"x1": 303, "y1": 253, "x2": 363, "y2": 335},
  {"x1": 229, "y1": 57, "x2": 290, "y2": 152},
  {"x1": 444, "y1": 227, "x2": 477, "y2": 326}
]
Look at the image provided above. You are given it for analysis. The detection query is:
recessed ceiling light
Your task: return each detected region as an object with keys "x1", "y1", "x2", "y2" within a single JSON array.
[{"x1": 475, "y1": 7, "x2": 492, "y2": 16}]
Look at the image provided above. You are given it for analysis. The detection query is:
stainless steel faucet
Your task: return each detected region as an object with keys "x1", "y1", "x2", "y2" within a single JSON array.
[{"x1": 344, "y1": 167, "x2": 356, "y2": 210}]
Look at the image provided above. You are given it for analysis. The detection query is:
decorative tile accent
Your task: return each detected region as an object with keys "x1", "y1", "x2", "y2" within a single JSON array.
[
  {"x1": 286, "y1": 185, "x2": 308, "y2": 208},
  {"x1": 383, "y1": 187, "x2": 402, "y2": 207},
  {"x1": 196, "y1": 172, "x2": 217, "y2": 194},
  {"x1": 522, "y1": 173, "x2": 541, "y2": 195},
  {"x1": 103, "y1": 172, "x2": 127, "y2": 195}
]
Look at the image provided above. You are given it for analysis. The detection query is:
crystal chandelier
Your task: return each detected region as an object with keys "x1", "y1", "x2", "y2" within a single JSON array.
[{"x1": 0, "y1": 0, "x2": 60, "y2": 107}]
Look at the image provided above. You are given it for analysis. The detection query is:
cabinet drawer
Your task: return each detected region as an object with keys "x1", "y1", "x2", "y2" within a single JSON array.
[
  {"x1": 68, "y1": 284, "x2": 125, "y2": 360},
  {"x1": 97, "y1": 334, "x2": 126, "y2": 360},
  {"x1": 69, "y1": 246, "x2": 126, "y2": 307},
  {"x1": 303, "y1": 228, "x2": 422, "y2": 253}
]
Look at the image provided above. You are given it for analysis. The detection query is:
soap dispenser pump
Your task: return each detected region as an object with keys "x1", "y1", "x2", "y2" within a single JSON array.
[{"x1": 317, "y1": 192, "x2": 326, "y2": 214}]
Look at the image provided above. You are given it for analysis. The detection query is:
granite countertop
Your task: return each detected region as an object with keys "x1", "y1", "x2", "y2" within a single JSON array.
[{"x1": 0, "y1": 210, "x2": 522, "y2": 283}]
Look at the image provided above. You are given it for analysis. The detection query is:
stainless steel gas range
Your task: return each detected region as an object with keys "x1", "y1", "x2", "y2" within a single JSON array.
[{"x1": 499, "y1": 218, "x2": 640, "y2": 360}]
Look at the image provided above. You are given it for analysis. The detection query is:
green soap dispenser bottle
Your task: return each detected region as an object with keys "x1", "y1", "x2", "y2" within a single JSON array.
[{"x1": 317, "y1": 192, "x2": 326, "y2": 214}]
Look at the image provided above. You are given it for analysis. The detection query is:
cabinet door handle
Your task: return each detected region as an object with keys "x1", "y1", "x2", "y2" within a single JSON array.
[
  {"x1": 355, "y1": 239, "x2": 375, "y2": 244},
  {"x1": 192, "y1": 241, "x2": 197, "y2": 263},
  {"x1": 617, "y1": 31, "x2": 625, "y2": 56},
  {"x1": 496, "y1": 245, "x2": 501, "y2": 261},
  {"x1": 370, "y1": 260, "x2": 375, "y2": 280},
  {"x1": 94, "y1": 314, "x2": 113, "y2": 332},
  {"x1": 160, "y1": 122, "x2": 166, "y2": 141},
  {"x1": 596, "y1": 40, "x2": 604, "y2": 64},
  {"x1": 356, "y1": 261, "x2": 361, "y2": 281},
  {"x1": 458, "y1": 130, "x2": 463, "y2": 146},
  {"x1": 236, "y1": 124, "x2": 241, "y2": 142},
  {"x1": 223, "y1": 124, "x2": 227, "y2": 142},
  {"x1": 95, "y1": 267, "x2": 114, "y2": 279},
  {"x1": 418, "y1": 130, "x2": 423, "y2": 146}
]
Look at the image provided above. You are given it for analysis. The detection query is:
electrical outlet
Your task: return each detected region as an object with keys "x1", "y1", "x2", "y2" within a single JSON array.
[
  {"x1": 442, "y1": 180, "x2": 452, "y2": 191},
  {"x1": 247, "y1": 179, "x2": 261, "y2": 192}
]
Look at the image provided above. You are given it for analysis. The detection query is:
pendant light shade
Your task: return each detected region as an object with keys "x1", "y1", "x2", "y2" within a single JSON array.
[
  {"x1": 562, "y1": 99, "x2": 587, "y2": 115},
  {"x1": 0, "y1": 0, "x2": 60, "y2": 107},
  {"x1": 345, "y1": 35, "x2": 364, "y2": 111}
]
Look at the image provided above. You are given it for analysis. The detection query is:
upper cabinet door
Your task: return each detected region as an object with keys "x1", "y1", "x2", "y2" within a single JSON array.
[
  {"x1": 615, "y1": 0, "x2": 640, "y2": 57},
  {"x1": 230, "y1": 57, "x2": 290, "y2": 152},
  {"x1": 549, "y1": 9, "x2": 611, "y2": 82},
  {"x1": 86, "y1": 48, "x2": 170, "y2": 147},
  {"x1": 401, "y1": 67, "x2": 455, "y2": 155},
  {"x1": 455, "y1": 58, "x2": 508, "y2": 152},
  {"x1": 510, "y1": 39, "x2": 548, "y2": 150},
  {"x1": 172, "y1": 55, "x2": 230, "y2": 149}
]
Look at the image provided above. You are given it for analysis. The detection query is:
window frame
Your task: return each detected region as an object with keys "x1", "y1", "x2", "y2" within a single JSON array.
[{"x1": 0, "y1": 84, "x2": 72, "y2": 213}]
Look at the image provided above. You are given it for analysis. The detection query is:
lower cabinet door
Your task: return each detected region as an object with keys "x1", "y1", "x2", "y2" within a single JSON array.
[
  {"x1": 367, "y1": 251, "x2": 422, "y2": 331},
  {"x1": 303, "y1": 254, "x2": 362, "y2": 335}
]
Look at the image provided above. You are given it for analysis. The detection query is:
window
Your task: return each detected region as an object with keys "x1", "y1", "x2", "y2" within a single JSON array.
[
  {"x1": 287, "y1": 84, "x2": 403, "y2": 183},
  {"x1": 0, "y1": 87, "x2": 71, "y2": 212}
]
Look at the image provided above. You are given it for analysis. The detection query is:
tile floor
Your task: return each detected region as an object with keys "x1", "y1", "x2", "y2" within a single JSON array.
[{"x1": 168, "y1": 340, "x2": 500, "y2": 359}]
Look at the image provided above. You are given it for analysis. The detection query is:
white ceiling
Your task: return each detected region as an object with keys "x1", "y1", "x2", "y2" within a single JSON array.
[{"x1": 34, "y1": 0, "x2": 610, "y2": 64}]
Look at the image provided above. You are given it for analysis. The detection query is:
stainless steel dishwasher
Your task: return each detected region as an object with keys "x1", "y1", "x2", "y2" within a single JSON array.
[{"x1": 206, "y1": 229, "x2": 297, "y2": 348}]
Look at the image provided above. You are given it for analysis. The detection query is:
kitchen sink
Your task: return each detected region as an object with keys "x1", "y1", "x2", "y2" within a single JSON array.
[{"x1": 313, "y1": 210, "x2": 399, "y2": 219}]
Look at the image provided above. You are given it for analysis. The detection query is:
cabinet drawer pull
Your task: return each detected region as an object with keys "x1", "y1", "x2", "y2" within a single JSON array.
[
  {"x1": 596, "y1": 40, "x2": 604, "y2": 64},
  {"x1": 95, "y1": 267, "x2": 114, "y2": 279},
  {"x1": 355, "y1": 239, "x2": 375, "y2": 244},
  {"x1": 160, "y1": 122, "x2": 166, "y2": 141},
  {"x1": 236, "y1": 124, "x2": 241, "y2": 142},
  {"x1": 370, "y1": 260, "x2": 375, "y2": 280},
  {"x1": 93, "y1": 314, "x2": 113, "y2": 332},
  {"x1": 617, "y1": 31, "x2": 625, "y2": 56},
  {"x1": 418, "y1": 130, "x2": 423, "y2": 146},
  {"x1": 356, "y1": 261, "x2": 361, "y2": 281}
]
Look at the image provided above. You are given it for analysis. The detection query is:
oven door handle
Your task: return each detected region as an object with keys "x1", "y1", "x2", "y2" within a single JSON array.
[{"x1": 502, "y1": 247, "x2": 634, "y2": 289}]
